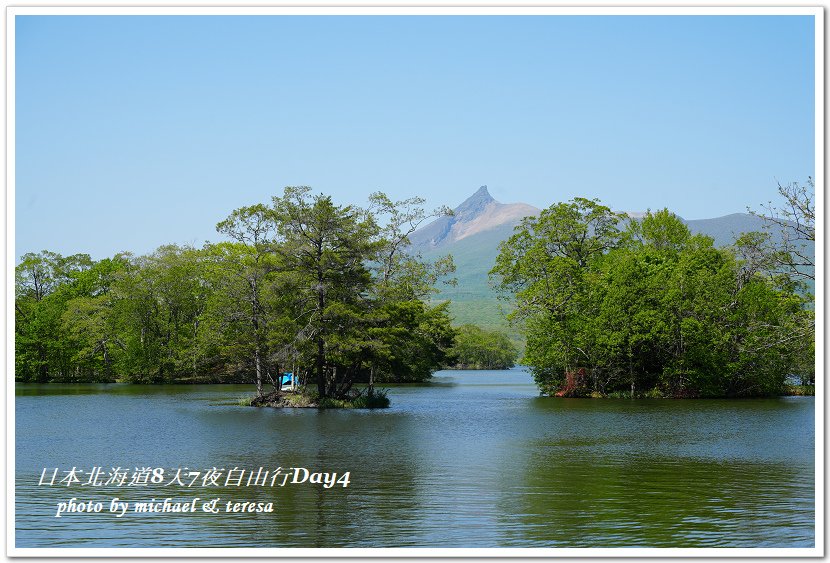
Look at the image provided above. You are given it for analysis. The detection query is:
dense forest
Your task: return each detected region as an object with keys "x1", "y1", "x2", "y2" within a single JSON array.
[
  {"x1": 491, "y1": 184, "x2": 815, "y2": 398},
  {"x1": 15, "y1": 187, "x2": 459, "y2": 399}
]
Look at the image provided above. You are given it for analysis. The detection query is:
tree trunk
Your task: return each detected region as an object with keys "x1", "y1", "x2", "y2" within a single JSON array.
[
  {"x1": 268, "y1": 365, "x2": 280, "y2": 393},
  {"x1": 103, "y1": 343, "x2": 110, "y2": 380},
  {"x1": 255, "y1": 345, "x2": 263, "y2": 397},
  {"x1": 37, "y1": 346, "x2": 48, "y2": 383},
  {"x1": 192, "y1": 320, "x2": 199, "y2": 377},
  {"x1": 316, "y1": 336, "x2": 326, "y2": 397},
  {"x1": 315, "y1": 262, "x2": 327, "y2": 397}
]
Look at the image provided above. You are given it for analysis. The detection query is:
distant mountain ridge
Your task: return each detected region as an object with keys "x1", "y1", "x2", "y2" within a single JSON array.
[
  {"x1": 409, "y1": 186, "x2": 540, "y2": 252},
  {"x1": 414, "y1": 186, "x2": 788, "y2": 331},
  {"x1": 414, "y1": 185, "x2": 770, "y2": 251}
]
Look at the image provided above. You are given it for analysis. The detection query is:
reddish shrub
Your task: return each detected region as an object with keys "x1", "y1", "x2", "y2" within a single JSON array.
[{"x1": 555, "y1": 367, "x2": 590, "y2": 397}]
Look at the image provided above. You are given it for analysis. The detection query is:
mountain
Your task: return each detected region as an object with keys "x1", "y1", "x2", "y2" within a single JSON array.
[
  {"x1": 415, "y1": 188, "x2": 805, "y2": 331},
  {"x1": 409, "y1": 186, "x2": 540, "y2": 252},
  {"x1": 413, "y1": 187, "x2": 540, "y2": 331},
  {"x1": 684, "y1": 213, "x2": 766, "y2": 247}
]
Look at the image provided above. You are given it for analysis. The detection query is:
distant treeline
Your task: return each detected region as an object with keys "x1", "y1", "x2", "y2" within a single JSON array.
[
  {"x1": 444, "y1": 324, "x2": 518, "y2": 370},
  {"x1": 491, "y1": 189, "x2": 815, "y2": 398}
]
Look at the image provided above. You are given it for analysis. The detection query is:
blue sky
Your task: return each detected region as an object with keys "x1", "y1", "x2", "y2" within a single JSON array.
[{"x1": 15, "y1": 14, "x2": 816, "y2": 259}]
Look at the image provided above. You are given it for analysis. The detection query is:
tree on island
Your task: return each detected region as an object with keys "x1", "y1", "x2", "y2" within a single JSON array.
[
  {"x1": 208, "y1": 187, "x2": 458, "y2": 400},
  {"x1": 491, "y1": 198, "x2": 813, "y2": 398}
]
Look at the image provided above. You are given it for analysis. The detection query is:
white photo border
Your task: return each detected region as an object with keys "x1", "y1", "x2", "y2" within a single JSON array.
[{"x1": 4, "y1": 4, "x2": 824, "y2": 558}]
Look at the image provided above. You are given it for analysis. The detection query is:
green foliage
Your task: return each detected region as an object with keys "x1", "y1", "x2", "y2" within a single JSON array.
[
  {"x1": 447, "y1": 324, "x2": 518, "y2": 370},
  {"x1": 366, "y1": 300, "x2": 456, "y2": 383},
  {"x1": 356, "y1": 388, "x2": 391, "y2": 409},
  {"x1": 319, "y1": 388, "x2": 390, "y2": 409},
  {"x1": 492, "y1": 201, "x2": 814, "y2": 398},
  {"x1": 15, "y1": 189, "x2": 456, "y2": 399},
  {"x1": 15, "y1": 251, "x2": 115, "y2": 382}
]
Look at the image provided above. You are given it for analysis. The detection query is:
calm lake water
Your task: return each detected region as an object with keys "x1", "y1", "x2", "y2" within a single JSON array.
[{"x1": 15, "y1": 369, "x2": 815, "y2": 549}]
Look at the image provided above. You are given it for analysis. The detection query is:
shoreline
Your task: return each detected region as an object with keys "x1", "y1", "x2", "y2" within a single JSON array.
[
  {"x1": 246, "y1": 389, "x2": 391, "y2": 409},
  {"x1": 13, "y1": 380, "x2": 814, "y2": 399}
]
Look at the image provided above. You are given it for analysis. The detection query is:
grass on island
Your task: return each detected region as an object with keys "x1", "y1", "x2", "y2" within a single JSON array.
[
  {"x1": 318, "y1": 390, "x2": 390, "y2": 409},
  {"x1": 784, "y1": 384, "x2": 815, "y2": 396},
  {"x1": 241, "y1": 387, "x2": 390, "y2": 409}
]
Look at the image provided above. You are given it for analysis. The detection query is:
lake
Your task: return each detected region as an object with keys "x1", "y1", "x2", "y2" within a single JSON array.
[{"x1": 14, "y1": 368, "x2": 815, "y2": 549}]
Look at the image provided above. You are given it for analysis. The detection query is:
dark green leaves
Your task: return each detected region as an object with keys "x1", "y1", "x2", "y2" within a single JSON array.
[{"x1": 492, "y1": 200, "x2": 813, "y2": 398}]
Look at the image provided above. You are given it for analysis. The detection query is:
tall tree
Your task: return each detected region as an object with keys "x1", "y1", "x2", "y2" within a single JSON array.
[
  {"x1": 61, "y1": 257, "x2": 127, "y2": 381},
  {"x1": 490, "y1": 198, "x2": 627, "y2": 385},
  {"x1": 214, "y1": 205, "x2": 279, "y2": 395},
  {"x1": 271, "y1": 187, "x2": 379, "y2": 398}
]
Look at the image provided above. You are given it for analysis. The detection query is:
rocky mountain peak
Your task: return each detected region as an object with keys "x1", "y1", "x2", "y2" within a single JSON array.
[
  {"x1": 409, "y1": 186, "x2": 540, "y2": 251},
  {"x1": 455, "y1": 185, "x2": 495, "y2": 218}
]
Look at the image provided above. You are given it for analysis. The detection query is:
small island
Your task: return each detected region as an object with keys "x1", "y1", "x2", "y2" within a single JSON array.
[
  {"x1": 490, "y1": 191, "x2": 815, "y2": 399},
  {"x1": 246, "y1": 386, "x2": 391, "y2": 410}
]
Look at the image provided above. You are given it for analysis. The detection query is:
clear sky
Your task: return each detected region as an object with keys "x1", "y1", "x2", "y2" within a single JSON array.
[{"x1": 15, "y1": 14, "x2": 816, "y2": 260}]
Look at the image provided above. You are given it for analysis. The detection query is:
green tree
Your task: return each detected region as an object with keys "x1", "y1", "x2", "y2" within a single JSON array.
[
  {"x1": 15, "y1": 188, "x2": 459, "y2": 395},
  {"x1": 490, "y1": 198, "x2": 627, "y2": 390},
  {"x1": 60, "y1": 257, "x2": 128, "y2": 381},
  {"x1": 213, "y1": 205, "x2": 280, "y2": 394},
  {"x1": 365, "y1": 300, "x2": 456, "y2": 384},
  {"x1": 269, "y1": 187, "x2": 379, "y2": 397},
  {"x1": 448, "y1": 324, "x2": 518, "y2": 370},
  {"x1": 15, "y1": 251, "x2": 94, "y2": 381},
  {"x1": 492, "y1": 201, "x2": 813, "y2": 398},
  {"x1": 209, "y1": 187, "x2": 456, "y2": 398}
]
